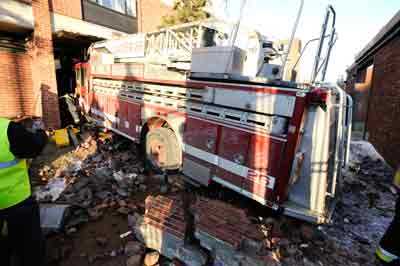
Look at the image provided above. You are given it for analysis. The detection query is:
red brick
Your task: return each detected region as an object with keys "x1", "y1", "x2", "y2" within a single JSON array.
[
  {"x1": 31, "y1": 0, "x2": 61, "y2": 128},
  {"x1": 0, "y1": 50, "x2": 34, "y2": 119},
  {"x1": 346, "y1": 34, "x2": 400, "y2": 168},
  {"x1": 137, "y1": 0, "x2": 174, "y2": 32},
  {"x1": 49, "y1": 0, "x2": 82, "y2": 19},
  {"x1": 193, "y1": 197, "x2": 265, "y2": 248},
  {"x1": 143, "y1": 195, "x2": 187, "y2": 240}
]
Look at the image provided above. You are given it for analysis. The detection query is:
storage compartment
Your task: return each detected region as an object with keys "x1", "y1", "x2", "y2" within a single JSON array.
[
  {"x1": 191, "y1": 46, "x2": 245, "y2": 75},
  {"x1": 216, "y1": 127, "x2": 251, "y2": 188}
]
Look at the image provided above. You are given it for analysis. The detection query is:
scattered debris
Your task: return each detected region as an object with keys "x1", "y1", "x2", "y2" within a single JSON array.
[
  {"x1": 52, "y1": 128, "x2": 70, "y2": 147},
  {"x1": 35, "y1": 178, "x2": 68, "y2": 202},
  {"x1": 31, "y1": 126, "x2": 395, "y2": 266},
  {"x1": 40, "y1": 204, "x2": 70, "y2": 233},
  {"x1": 120, "y1": 231, "x2": 133, "y2": 239}
]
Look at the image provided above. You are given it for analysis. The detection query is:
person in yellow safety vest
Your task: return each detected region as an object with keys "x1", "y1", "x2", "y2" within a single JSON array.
[
  {"x1": 0, "y1": 117, "x2": 48, "y2": 266},
  {"x1": 376, "y1": 166, "x2": 400, "y2": 265}
]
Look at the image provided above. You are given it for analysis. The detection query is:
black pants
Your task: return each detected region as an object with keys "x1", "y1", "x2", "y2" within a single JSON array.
[
  {"x1": 0, "y1": 197, "x2": 44, "y2": 266},
  {"x1": 380, "y1": 195, "x2": 400, "y2": 257}
]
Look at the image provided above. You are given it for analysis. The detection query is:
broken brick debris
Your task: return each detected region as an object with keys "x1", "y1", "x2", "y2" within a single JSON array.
[
  {"x1": 143, "y1": 195, "x2": 187, "y2": 240},
  {"x1": 134, "y1": 195, "x2": 208, "y2": 265},
  {"x1": 135, "y1": 195, "x2": 273, "y2": 266},
  {"x1": 192, "y1": 197, "x2": 265, "y2": 249}
]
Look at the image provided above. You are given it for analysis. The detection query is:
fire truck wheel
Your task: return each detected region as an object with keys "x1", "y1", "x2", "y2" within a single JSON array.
[{"x1": 145, "y1": 127, "x2": 181, "y2": 173}]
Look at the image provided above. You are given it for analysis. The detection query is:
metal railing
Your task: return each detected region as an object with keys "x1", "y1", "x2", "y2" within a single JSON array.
[{"x1": 145, "y1": 20, "x2": 229, "y2": 60}]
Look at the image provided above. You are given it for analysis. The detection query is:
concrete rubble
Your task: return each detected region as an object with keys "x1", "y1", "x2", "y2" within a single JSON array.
[
  {"x1": 30, "y1": 125, "x2": 397, "y2": 266},
  {"x1": 40, "y1": 204, "x2": 70, "y2": 233}
]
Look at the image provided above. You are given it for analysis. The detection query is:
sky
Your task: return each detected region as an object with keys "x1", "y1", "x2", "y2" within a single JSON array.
[{"x1": 207, "y1": 0, "x2": 400, "y2": 82}]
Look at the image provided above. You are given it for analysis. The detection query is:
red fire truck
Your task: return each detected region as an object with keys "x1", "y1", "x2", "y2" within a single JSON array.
[{"x1": 75, "y1": 4, "x2": 352, "y2": 223}]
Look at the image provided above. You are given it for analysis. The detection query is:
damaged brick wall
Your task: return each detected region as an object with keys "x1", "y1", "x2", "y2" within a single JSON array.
[
  {"x1": 367, "y1": 34, "x2": 400, "y2": 168},
  {"x1": 31, "y1": 0, "x2": 61, "y2": 128},
  {"x1": 0, "y1": 49, "x2": 34, "y2": 119},
  {"x1": 135, "y1": 195, "x2": 273, "y2": 266},
  {"x1": 137, "y1": 0, "x2": 174, "y2": 32}
]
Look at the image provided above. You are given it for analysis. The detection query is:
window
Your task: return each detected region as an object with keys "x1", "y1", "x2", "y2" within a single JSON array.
[{"x1": 90, "y1": 0, "x2": 136, "y2": 17}]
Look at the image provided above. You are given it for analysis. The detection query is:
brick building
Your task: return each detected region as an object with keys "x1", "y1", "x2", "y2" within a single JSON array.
[
  {"x1": 0, "y1": 0, "x2": 172, "y2": 128},
  {"x1": 137, "y1": 0, "x2": 174, "y2": 32},
  {"x1": 346, "y1": 10, "x2": 400, "y2": 168}
]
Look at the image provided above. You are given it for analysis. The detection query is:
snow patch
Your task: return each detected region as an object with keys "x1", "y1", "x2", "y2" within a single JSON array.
[{"x1": 349, "y1": 140, "x2": 385, "y2": 164}]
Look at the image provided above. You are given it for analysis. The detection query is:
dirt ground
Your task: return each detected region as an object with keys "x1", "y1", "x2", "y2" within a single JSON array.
[{"x1": 30, "y1": 125, "x2": 396, "y2": 266}]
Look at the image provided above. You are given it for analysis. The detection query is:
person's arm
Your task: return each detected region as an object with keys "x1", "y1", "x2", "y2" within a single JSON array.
[{"x1": 7, "y1": 121, "x2": 48, "y2": 159}]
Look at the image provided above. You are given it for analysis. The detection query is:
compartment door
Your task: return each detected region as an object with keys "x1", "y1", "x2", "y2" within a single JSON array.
[
  {"x1": 127, "y1": 101, "x2": 141, "y2": 139},
  {"x1": 244, "y1": 135, "x2": 285, "y2": 201},
  {"x1": 117, "y1": 99, "x2": 129, "y2": 133},
  {"x1": 107, "y1": 94, "x2": 119, "y2": 128},
  {"x1": 183, "y1": 117, "x2": 219, "y2": 185},
  {"x1": 216, "y1": 127, "x2": 251, "y2": 189}
]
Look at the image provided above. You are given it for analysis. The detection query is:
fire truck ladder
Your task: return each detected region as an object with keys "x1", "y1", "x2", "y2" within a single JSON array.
[{"x1": 145, "y1": 20, "x2": 229, "y2": 62}]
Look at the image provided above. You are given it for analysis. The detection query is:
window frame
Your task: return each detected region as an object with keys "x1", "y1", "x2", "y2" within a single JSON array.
[{"x1": 88, "y1": 0, "x2": 136, "y2": 18}]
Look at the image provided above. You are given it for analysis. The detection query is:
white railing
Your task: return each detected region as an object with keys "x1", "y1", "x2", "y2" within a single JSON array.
[{"x1": 145, "y1": 20, "x2": 229, "y2": 61}]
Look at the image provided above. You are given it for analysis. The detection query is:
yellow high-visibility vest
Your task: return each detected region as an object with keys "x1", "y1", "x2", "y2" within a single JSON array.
[
  {"x1": 0, "y1": 118, "x2": 31, "y2": 209},
  {"x1": 394, "y1": 167, "x2": 400, "y2": 190}
]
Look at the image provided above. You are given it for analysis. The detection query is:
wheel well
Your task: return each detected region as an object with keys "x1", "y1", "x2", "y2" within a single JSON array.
[
  {"x1": 140, "y1": 117, "x2": 171, "y2": 140},
  {"x1": 140, "y1": 116, "x2": 182, "y2": 173}
]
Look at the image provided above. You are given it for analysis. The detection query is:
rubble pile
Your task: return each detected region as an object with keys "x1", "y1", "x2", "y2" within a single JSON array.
[
  {"x1": 32, "y1": 127, "x2": 190, "y2": 266},
  {"x1": 257, "y1": 141, "x2": 397, "y2": 266},
  {"x1": 320, "y1": 141, "x2": 396, "y2": 265},
  {"x1": 31, "y1": 125, "x2": 397, "y2": 266},
  {"x1": 33, "y1": 128, "x2": 149, "y2": 231}
]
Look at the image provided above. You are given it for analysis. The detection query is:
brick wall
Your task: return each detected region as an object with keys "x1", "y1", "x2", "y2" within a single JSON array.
[
  {"x1": 49, "y1": 0, "x2": 82, "y2": 20},
  {"x1": 31, "y1": 0, "x2": 60, "y2": 128},
  {"x1": 137, "y1": 0, "x2": 174, "y2": 32},
  {"x1": 0, "y1": 49, "x2": 34, "y2": 119},
  {"x1": 366, "y1": 34, "x2": 400, "y2": 168}
]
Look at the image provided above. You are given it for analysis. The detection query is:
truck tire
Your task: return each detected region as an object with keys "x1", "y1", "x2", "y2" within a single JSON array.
[{"x1": 145, "y1": 127, "x2": 181, "y2": 173}]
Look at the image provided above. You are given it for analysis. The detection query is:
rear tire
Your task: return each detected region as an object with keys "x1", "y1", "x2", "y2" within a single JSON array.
[{"x1": 145, "y1": 127, "x2": 181, "y2": 173}]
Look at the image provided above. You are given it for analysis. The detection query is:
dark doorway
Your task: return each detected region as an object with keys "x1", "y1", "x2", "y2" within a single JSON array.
[{"x1": 53, "y1": 33, "x2": 99, "y2": 127}]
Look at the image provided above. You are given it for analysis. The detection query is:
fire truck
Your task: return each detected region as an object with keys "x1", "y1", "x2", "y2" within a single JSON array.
[{"x1": 75, "y1": 4, "x2": 352, "y2": 223}]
